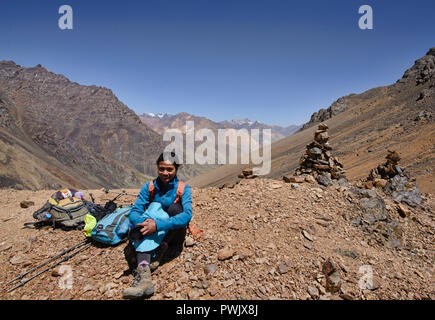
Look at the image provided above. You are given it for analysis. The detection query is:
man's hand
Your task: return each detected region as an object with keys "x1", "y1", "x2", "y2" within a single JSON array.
[{"x1": 137, "y1": 219, "x2": 156, "y2": 236}]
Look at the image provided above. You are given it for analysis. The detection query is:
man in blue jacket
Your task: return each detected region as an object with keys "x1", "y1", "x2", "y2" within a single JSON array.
[{"x1": 123, "y1": 152, "x2": 192, "y2": 299}]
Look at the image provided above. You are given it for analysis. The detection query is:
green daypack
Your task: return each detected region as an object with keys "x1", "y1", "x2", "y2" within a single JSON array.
[{"x1": 31, "y1": 196, "x2": 90, "y2": 229}]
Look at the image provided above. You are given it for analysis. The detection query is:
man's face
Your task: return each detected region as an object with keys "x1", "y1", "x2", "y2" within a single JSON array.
[{"x1": 157, "y1": 161, "x2": 177, "y2": 184}]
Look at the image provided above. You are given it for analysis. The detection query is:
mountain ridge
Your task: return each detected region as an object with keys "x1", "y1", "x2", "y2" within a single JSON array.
[
  {"x1": 300, "y1": 47, "x2": 435, "y2": 130},
  {"x1": 139, "y1": 111, "x2": 301, "y2": 143},
  {"x1": 0, "y1": 61, "x2": 164, "y2": 190}
]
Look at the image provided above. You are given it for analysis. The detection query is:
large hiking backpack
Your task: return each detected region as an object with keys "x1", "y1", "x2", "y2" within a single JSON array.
[
  {"x1": 31, "y1": 196, "x2": 90, "y2": 229},
  {"x1": 91, "y1": 206, "x2": 132, "y2": 245}
]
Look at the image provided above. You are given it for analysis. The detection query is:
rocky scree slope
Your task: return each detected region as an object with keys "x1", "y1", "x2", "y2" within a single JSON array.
[{"x1": 0, "y1": 178, "x2": 433, "y2": 300}]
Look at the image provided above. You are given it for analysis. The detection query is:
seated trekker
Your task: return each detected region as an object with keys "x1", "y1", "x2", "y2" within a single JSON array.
[{"x1": 122, "y1": 151, "x2": 192, "y2": 299}]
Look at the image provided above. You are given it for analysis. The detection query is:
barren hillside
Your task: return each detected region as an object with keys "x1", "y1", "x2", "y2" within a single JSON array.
[{"x1": 0, "y1": 61, "x2": 163, "y2": 190}]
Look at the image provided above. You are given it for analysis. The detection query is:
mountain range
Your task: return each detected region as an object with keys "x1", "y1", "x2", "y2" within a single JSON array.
[
  {"x1": 0, "y1": 61, "x2": 164, "y2": 190},
  {"x1": 138, "y1": 112, "x2": 300, "y2": 144},
  {"x1": 0, "y1": 48, "x2": 433, "y2": 191},
  {"x1": 0, "y1": 61, "x2": 299, "y2": 190}
]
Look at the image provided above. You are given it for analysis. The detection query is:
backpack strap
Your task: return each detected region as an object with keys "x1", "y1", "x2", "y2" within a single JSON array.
[
  {"x1": 174, "y1": 180, "x2": 185, "y2": 204},
  {"x1": 188, "y1": 224, "x2": 204, "y2": 242},
  {"x1": 148, "y1": 180, "x2": 156, "y2": 203},
  {"x1": 148, "y1": 179, "x2": 185, "y2": 204},
  {"x1": 174, "y1": 180, "x2": 203, "y2": 241}
]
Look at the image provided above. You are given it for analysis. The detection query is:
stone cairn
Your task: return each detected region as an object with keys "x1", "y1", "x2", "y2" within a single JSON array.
[
  {"x1": 238, "y1": 168, "x2": 257, "y2": 180},
  {"x1": 364, "y1": 150, "x2": 402, "y2": 189},
  {"x1": 220, "y1": 168, "x2": 256, "y2": 189},
  {"x1": 283, "y1": 123, "x2": 346, "y2": 186},
  {"x1": 364, "y1": 150, "x2": 422, "y2": 208}
]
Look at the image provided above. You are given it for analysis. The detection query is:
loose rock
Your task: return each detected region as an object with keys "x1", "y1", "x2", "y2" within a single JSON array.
[
  {"x1": 218, "y1": 247, "x2": 235, "y2": 261},
  {"x1": 307, "y1": 286, "x2": 320, "y2": 299},
  {"x1": 302, "y1": 230, "x2": 314, "y2": 242},
  {"x1": 20, "y1": 201, "x2": 35, "y2": 208},
  {"x1": 204, "y1": 264, "x2": 218, "y2": 276}
]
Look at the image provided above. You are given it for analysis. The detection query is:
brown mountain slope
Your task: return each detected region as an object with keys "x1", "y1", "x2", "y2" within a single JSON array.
[
  {"x1": 188, "y1": 48, "x2": 435, "y2": 193},
  {"x1": 0, "y1": 61, "x2": 164, "y2": 190}
]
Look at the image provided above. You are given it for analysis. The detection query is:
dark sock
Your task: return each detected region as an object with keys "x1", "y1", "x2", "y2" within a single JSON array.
[{"x1": 137, "y1": 252, "x2": 151, "y2": 267}]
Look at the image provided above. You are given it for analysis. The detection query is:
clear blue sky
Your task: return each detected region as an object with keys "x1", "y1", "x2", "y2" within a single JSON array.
[{"x1": 1, "y1": 0, "x2": 434, "y2": 126}]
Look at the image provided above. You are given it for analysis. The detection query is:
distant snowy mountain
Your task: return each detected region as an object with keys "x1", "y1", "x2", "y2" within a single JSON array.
[
  {"x1": 219, "y1": 118, "x2": 261, "y2": 127},
  {"x1": 137, "y1": 111, "x2": 300, "y2": 180},
  {"x1": 138, "y1": 112, "x2": 300, "y2": 143},
  {"x1": 219, "y1": 118, "x2": 300, "y2": 140},
  {"x1": 141, "y1": 112, "x2": 172, "y2": 119}
]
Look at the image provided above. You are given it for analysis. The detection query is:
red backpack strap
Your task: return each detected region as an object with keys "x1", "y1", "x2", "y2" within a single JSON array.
[
  {"x1": 174, "y1": 180, "x2": 185, "y2": 204},
  {"x1": 148, "y1": 180, "x2": 156, "y2": 203},
  {"x1": 173, "y1": 180, "x2": 202, "y2": 241}
]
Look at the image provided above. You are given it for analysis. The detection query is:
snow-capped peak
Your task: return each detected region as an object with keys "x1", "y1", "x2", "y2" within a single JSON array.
[
  {"x1": 223, "y1": 118, "x2": 262, "y2": 127},
  {"x1": 142, "y1": 112, "x2": 171, "y2": 119}
]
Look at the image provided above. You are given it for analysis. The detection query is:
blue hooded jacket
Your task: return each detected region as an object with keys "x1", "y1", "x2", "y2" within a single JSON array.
[{"x1": 129, "y1": 175, "x2": 192, "y2": 232}]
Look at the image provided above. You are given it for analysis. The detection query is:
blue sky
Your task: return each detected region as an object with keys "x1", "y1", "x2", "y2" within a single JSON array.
[{"x1": 0, "y1": 0, "x2": 434, "y2": 126}]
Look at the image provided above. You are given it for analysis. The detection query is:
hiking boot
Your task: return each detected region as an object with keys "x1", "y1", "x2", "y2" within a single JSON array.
[{"x1": 122, "y1": 265, "x2": 154, "y2": 299}]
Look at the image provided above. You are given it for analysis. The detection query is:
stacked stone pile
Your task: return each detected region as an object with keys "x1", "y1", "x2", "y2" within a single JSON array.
[
  {"x1": 365, "y1": 150, "x2": 422, "y2": 207},
  {"x1": 238, "y1": 168, "x2": 257, "y2": 180},
  {"x1": 220, "y1": 168, "x2": 257, "y2": 189},
  {"x1": 365, "y1": 150, "x2": 402, "y2": 189},
  {"x1": 284, "y1": 123, "x2": 346, "y2": 186}
]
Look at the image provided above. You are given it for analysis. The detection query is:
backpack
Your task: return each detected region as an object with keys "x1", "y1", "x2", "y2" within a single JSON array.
[
  {"x1": 86, "y1": 199, "x2": 117, "y2": 221},
  {"x1": 31, "y1": 196, "x2": 90, "y2": 229},
  {"x1": 91, "y1": 206, "x2": 132, "y2": 245}
]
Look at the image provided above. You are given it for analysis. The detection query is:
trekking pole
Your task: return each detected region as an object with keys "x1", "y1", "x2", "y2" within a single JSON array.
[
  {"x1": 89, "y1": 193, "x2": 96, "y2": 203},
  {"x1": 6, "y1": 239, "x2": 89, "y2": 285},
  {"x1": 7, "y1": 242, "x2": 93, "y2": 293},
  {"x1": 104, "y1": 189, "x2": 138, "y2": 197},
  {"x1": 119, "y1": 190, "x2": 138, "y2": 197}
]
